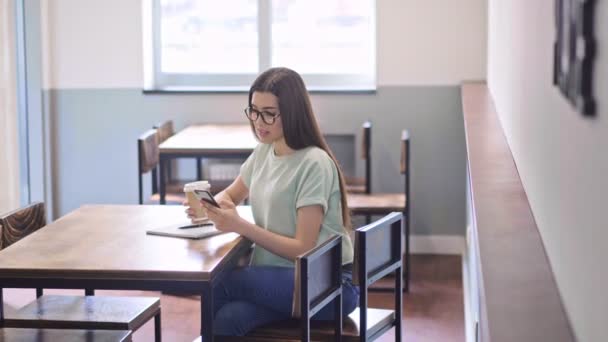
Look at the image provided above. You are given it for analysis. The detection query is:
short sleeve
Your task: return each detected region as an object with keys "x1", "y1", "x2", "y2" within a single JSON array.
[
  {"x1": 295, "y1": 156, "x2": 337, "y2": 214},
  {"x1": 239, "y1": 144, "x2": 260, "y2": 189}
]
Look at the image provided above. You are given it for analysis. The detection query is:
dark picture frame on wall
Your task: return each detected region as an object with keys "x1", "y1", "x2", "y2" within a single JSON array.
[{"x1": 553, "y1": 0, "x2": 596, "y2": 116}]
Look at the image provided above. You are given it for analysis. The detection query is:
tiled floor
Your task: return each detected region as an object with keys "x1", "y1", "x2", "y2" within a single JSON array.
[{"x1": 2, "y1": 255, "x2": 464, "y2": 341}]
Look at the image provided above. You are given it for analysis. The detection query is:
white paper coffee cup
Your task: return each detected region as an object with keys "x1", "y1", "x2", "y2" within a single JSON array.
[{"x1": 184, "y1": 181, "x2": 210, "y2": 222}]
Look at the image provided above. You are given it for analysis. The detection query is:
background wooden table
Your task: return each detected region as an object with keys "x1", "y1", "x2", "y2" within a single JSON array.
[{"x1": 158, "y1": 124, "x2": 257, "y2": 204}]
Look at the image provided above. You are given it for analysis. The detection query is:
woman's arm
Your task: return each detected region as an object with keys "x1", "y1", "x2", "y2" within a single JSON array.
[
  {"x1": 215, "y1": 175, "x2": 249, "y2": 205},
  {"x1": 203, "y1": 202, "x2": 324, "y2": 261}
]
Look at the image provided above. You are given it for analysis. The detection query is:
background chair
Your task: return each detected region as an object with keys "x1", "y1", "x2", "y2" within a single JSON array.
[
  {"x1": 325, "y1": 121, "x2": 371, "y2": 196},
  {"x1": 153, "y1": 120, "x2": 197, "y2": 196},
  {"x1": 218, "y1": 212, "x2": 403, "y2": 342},
  {"x1": 347, "y1": 130, "x2": 410, "y2": 292},
  {"x1": 138, "y1": 128, "x2": 185, "y2": 204},
  {"x1": 0, "y1": 202, "x2": 162, "y2": 342},
  {"x1": 154, "y1": 120, "x2": 177, "y2": 190}
]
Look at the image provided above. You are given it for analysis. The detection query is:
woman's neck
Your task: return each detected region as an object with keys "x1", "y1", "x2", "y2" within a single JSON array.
[{"x1": 273, "y1": 138, "x2": 294, "y2": 156}]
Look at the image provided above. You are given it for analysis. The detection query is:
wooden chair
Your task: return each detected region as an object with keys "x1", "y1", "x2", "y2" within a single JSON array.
[
  {"x1": 212, "y1": 212, "x2": 403, "y2": 342},
  {"x1": 0, "y1": 328, "x2": 132, "y2": 342},
  {"x1": 154, "y1": 121, "x2": 176, "y2": 188},
  {"x1": 0, "y1": 203, "x2": 162, "y2": 342},
  {"x1": 325, "y1": 121, "x2": 371, "y2": 195},
  {"x1": 154, "y1": 120, "x2": 175, "y2": 149},
  {"x1": 347, "y1": 130, "x2": 410, "y2": 292},
  {"x1": 138, "y1": 128, "x2": 185, "y2": 205},
  {"x1": 210, "y1": 236, "x2": 343, "y2": 342},
  {"x1": 153, "y1": 120, "x2": 193, "y2": 195}
]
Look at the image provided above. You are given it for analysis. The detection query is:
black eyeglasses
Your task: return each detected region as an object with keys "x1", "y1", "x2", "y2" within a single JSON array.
[{"x1": 244, "y1": 107, "x2": 280, "y2": 125}]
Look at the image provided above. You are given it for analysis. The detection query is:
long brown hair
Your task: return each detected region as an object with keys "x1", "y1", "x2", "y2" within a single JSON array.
[{"x1": 248, "y1": 67, "x2": 352, "y2": 230}]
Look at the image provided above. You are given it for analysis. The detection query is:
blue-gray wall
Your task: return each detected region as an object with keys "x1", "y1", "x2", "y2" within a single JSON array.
[{"x1": 47, "y1": 85, "x2": 466, "y2": 236}]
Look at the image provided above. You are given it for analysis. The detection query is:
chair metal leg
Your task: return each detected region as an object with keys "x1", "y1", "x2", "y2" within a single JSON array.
[
  {"x1": 404, "y1": 219, "x2": 410, "y2": 293},
  {"x1": 154, "y1": 310, "x2": 162, "y2": 342},
  {"x1": 85, "y1": 288, "x2": 94, "y2": 296},
  {"x1": 152, "y1": 167, "x2": 158, "y2": 194},
  {"x1": 395, "y1": 266, "x2": 403, "y2": 342},
  {"x1": 159, "y1": 156, "x2": 167, "y2": 205},
  {"x1": 36, "y1": 288, "x2": 43, "y2": 298},
  {"x1": 301, "y1": 314, "x2": 310, "y2": 342},
  {"x1": 334, "y1": 292, "x2": 342, "y2": 342},
  {"x1": 1, "y1": 288, "x2": 4, "y2": 321},
  {"x1": 138, "y1": 172, "x2": 143, "y2": 205},
  {"x1": 167, "y1": 161, "x2": 174, "y2": 184},
  {"x1": 196, "y1": 158, "x2": 203, "y2": 181}
]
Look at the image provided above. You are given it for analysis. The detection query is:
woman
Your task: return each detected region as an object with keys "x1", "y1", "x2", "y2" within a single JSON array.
[{"x1": 186, "y1": 67, "x2": 358, "y2": 337}]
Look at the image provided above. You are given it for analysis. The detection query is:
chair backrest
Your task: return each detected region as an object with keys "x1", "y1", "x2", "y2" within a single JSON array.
[
  {"x1": 154, "y1": 120, "x2": 174, "y2": 144},
  {"x1": 0, "y1": 202, "x2": 46, "y2": 250},
  {"x1": 325, "y1": 134, "x2": 356, "y2": 177},
  {"x1": 292, "y1": 235, "x2": 343, "y2": 318},
  {"x1": 138, "y1": 129, "x2": 160, "y2": 174},
  {"x1": 292, "y1": 235, "x2": 343, "y2": 341},
  {"x1": 324, "y1": 121, "x2": 372, "y2": 194},
  {"x1": 137, "y1": 129, "x2": 160, "y2": 204},
  {"x1": 353, "y1": 211, "x2": 403, "y2": 341}
]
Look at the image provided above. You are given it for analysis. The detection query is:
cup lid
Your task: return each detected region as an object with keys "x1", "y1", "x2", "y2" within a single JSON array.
[{"x1": 184, "y1": 180, "x2": 210, "y2": 192}]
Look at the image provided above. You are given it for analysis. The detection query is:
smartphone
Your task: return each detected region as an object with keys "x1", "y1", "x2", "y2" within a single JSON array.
[{"x1": 193, "y1": 189, "x2": 221, "y2": 208}]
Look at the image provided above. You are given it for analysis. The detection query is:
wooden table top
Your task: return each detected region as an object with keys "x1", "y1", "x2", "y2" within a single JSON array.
[
  {"x1": 347, "y1": 193, "x2": 406, "y2": 214},
  {"x1": 0, "y1": 205, "x2": 253, "y2": 282},
  {"x1": 159, "y1": 124, "x2": 258, "y2": 155}
]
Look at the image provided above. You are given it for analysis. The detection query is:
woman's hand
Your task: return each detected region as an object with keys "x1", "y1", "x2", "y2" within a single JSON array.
[{"x1": 202, "y1": 199, "x2": 244, "y2": 233}]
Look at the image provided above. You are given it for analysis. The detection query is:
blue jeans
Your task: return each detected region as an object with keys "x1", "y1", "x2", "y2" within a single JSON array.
[{"x1": 212, "y1": 265, "x2": 359, "y2": 337}]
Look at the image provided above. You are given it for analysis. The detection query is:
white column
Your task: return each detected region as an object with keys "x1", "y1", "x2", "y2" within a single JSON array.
[{"x1": 0, "y1": 0, "x2": 21, "y2": 213}]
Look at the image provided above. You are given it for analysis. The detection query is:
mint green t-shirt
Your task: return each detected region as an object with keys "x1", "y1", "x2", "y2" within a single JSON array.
[{"x1": 240, "y1": 143, "x2": 354, "y2": 268}]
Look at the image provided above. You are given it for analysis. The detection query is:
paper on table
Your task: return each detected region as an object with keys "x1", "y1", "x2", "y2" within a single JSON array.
[{"x1": 146, "y1": 221, "x2": 225, "y2": 239}]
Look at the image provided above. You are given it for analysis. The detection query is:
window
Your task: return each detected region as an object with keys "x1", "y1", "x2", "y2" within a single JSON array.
[{"x1": 143, "y1": 0, "x2": 376, "y2": 91}]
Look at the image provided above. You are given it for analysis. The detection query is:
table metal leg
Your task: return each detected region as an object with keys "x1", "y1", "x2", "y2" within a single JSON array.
[
  {"x1": 159, "y1": 155, "x2": 167, "y2": 204},
  {"x1": 196, "y1": 157, "x2": 203, "y2": 181},
  {"x1": 202, "y1": 283, "x2": 214, "y2": 341},
  {"x1": 154, "y1": 310, "x2": 162, "y2": 342},
  {"x1": 405, "y1": 221, "x2": 410, "y2": 293},
  {"x1": 0, "y1": 288, "x2": 4, "y2": 325}
]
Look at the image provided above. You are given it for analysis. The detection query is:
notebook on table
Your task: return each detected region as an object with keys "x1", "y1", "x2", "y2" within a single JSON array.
[{"x1": 146, "y1": 221, "x2": 225, "y2": 239}]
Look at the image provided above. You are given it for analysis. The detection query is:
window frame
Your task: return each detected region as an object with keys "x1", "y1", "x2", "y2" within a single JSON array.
[{"x1": 143, "y1": 0, "x2": 376, "y2": 92}]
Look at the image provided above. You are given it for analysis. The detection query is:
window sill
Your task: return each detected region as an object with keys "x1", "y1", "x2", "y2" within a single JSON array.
[{"x1": 142, "y1": 86, "x2": 377, "y2": 95}]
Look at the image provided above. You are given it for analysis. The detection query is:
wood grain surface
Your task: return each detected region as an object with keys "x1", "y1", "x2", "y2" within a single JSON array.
[{"x1": 0, "y1": 205, "x2": 253, "y2": 282}]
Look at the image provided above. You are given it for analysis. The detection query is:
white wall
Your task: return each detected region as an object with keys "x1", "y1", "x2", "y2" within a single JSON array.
[
  {"x1": 0, "y1": 0, "x2": 20, "y2": 213},
  {"x1": 42, "y1": 0, "x2": 487, "y2": 89},
  {"x1": 42, "y1": 0, "x2": 143, "y2": 89},
  {"x1": 488, "y1": 1, "x2": 608, "y2": 341},
  {"x1": 378, "y1": 0, "x2": 487, "y2": 85}
]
